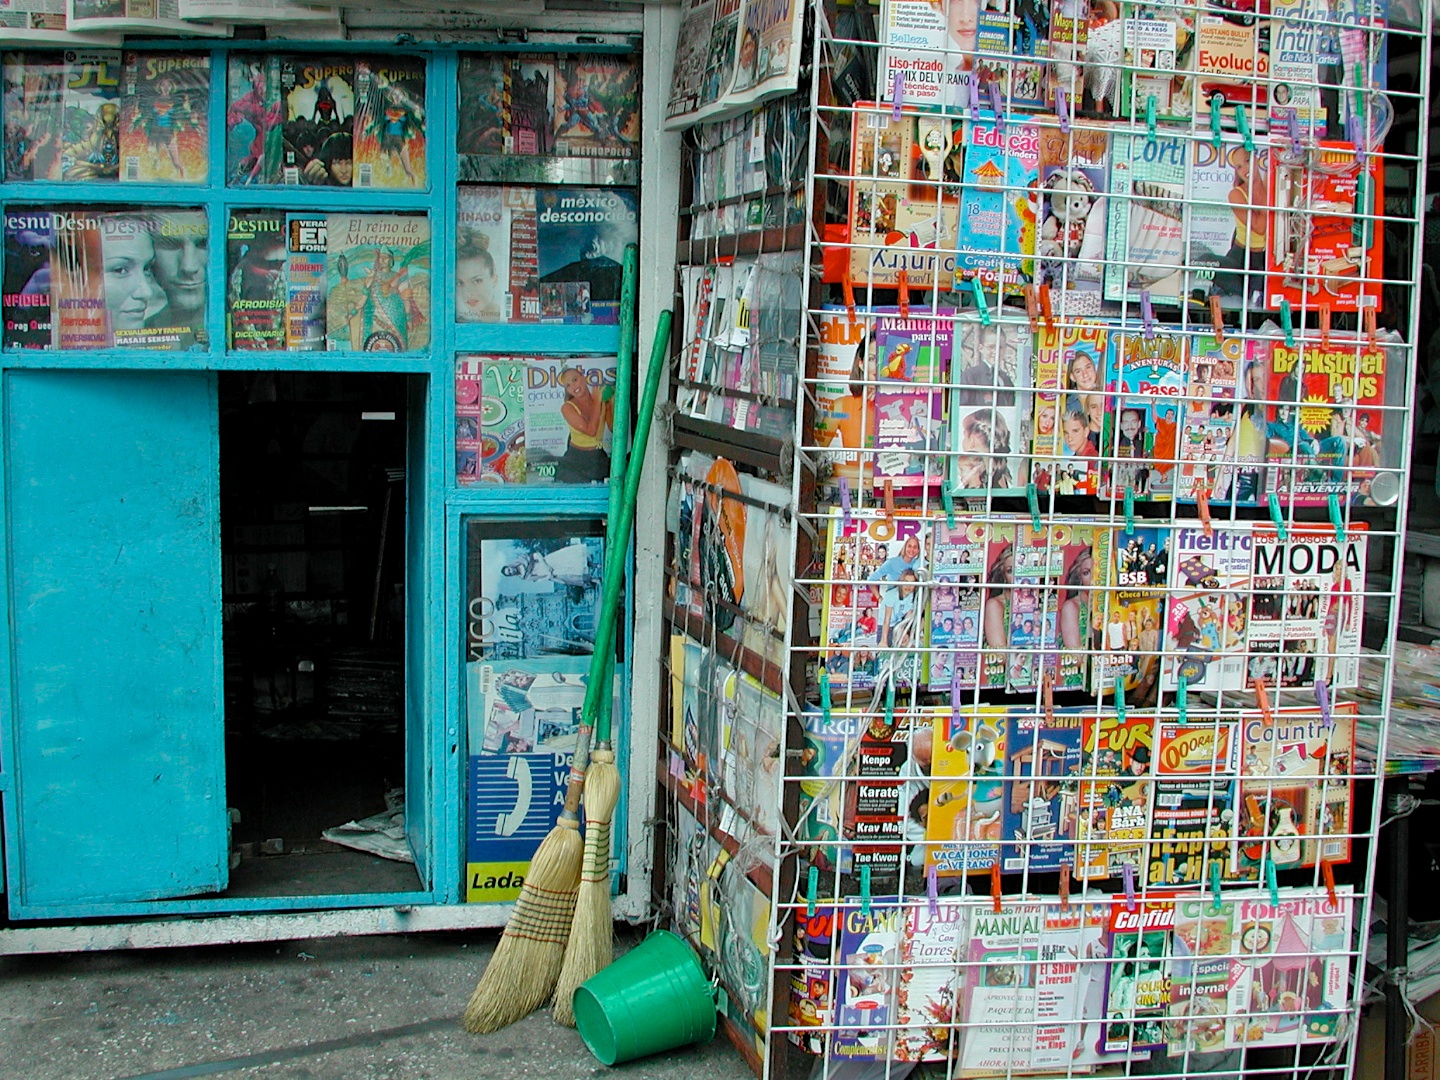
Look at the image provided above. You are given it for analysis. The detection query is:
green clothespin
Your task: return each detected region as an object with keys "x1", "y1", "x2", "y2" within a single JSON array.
[
  {"x1": 969, "y1": 278, "x2": 991, "y2": 326},
  {"x1": 1279, "y1": 300, "x2": 1295, "y2": 349},
  {"x1": 1265, "y1": 858, "x2": 1280, "y2": 907},
  {"x1": 941, "y1": 485, "x2": 956, "y2": 530},
  {"x1": 1115, "y1": 680, "x2": 1126, "y2": 724},
  {"x1": 1177, "y1": 674, "x2": 1188, "y2": 723},
  {"x1": 885, "y1": 681, "x2": 896, "y2": 726},
  {"x1": 807, "y1": 864, "x2": 818, "y2": 918},
  {"x1": 1235, "y1": 104, "x2": 1254, "y2": 152},
  {"x1": 860, "y1": 864, "x2": 872, "y2": 917},
  {"x1": 1353, "y1": 173, "x2": 1370, "y2": 248},
  {"x1": 820, "y1": 665, "x2": 832, "y2": 720},
  {"x1": 1027, "y1": 482, "x2": 1041, "y2": 530},
  {"x1": 1267, "y1": 493, "x2": 1288, "y2": 542},
  {"x1": 1210, "y1": 860, "x2": 1223, "y2": 914},
  {"x1": 1124, "y1": 485, "x2": 1136, "y2": 533},
  {"x1": 1329, "y1": 492, "x2": 1345, "y2": 542},
  {"x1": 1210, "y1": 94, "x2": 1224, "y2": 152},
  {"x1": 1145, "y1": 95, "x2": 1157, "y2": 143}
]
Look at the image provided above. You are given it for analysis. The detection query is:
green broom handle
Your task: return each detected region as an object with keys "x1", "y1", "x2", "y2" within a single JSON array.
[{"x1": 585, "y1": 308, "x2": 673, "y2": 744}]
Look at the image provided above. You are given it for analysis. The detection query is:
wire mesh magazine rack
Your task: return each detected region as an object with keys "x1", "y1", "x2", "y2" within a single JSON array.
[{"x1": 657, "y1": 1, "x2": 1432, "y2": 1077}]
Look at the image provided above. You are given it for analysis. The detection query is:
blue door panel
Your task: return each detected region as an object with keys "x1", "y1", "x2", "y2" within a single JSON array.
[{"x1": 5, "y1": 370, "x2": 227, "y2": 908}]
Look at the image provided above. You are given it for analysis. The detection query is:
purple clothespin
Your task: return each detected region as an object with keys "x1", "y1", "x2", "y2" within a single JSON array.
[
  {"x1": 950, "y1": 659, "x2": 962, "y2": 731},
  {"x1": 1123, "y1": 862, "x2": 1137, "y2": 912},
  {"x1": 839, "y1": 476, "x2": 853, "y2": 531},
  {"x1": 987, "y1": 81, "x2": 1005, "y2": 131},
  {"x1": 927, "y1": 864, "x2": 939, "y2": 917},
  {"x1": 1348, "y1": 114, "x2": 1367, "y2": 165},
  {"x1": 892, "y1": 71, "x2": 904, "y2": 121},
  {"x1": 1056, "y1": 87, "x2": 1071, "y2": 133},
  {"x1": 1315, "y1": 679, "x2": 1334, "y2": 730},
  {"x1": 1141, "y1": 290, "x2": 1155, "y2": 339},
  {"x1": 968, "y1": 71, "x2": 982, "y2": 115},
  {"x1": 1286, "y1": 110, "x2": 1302, "y2": 150}
]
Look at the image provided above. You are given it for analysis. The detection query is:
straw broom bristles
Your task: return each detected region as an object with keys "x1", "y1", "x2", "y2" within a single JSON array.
[
  {"x1": 551, "y1": 748, "x2": 621, "y2": 1026},
  {"x1": 460, "y1": 817, "x2": 583, "y2": 1034}
]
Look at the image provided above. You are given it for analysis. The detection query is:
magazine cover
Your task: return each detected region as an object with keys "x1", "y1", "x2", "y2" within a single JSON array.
[
  {"x1": 119, "y1": 51, "x2": 207, "y2": 184},
  {"x1": 1032, "y1": 319, "x2": 1106, "y2": 496},
  {"x1": 280, "y1": 56, "x2": 355, "y2": 187},
  {"x1": 831, "y1": 899, "x2": 905, "y2": 1063},
  {"x1": 520, "y1": 355, "x2": 617, "y2": 484},
  {"x1": 1163, "y1": 524, "x2": 1254, "y2": 692},
  {"x1": 665, "y1": 0, "x2": 718, "y2": 126},
  {"x1": 60, "y1": 49, "x2": 120, "y2": 182},
  {"x1": 725, "y1": 251, "x2": 804, "y2": 438},
  {"x1": 851, "y1": 707, "x2": 919, "y2": 885},
  {"x1": 1094, "y1": 523, "x2": 1169, "y2": 702},
  {"x1": 927, "y1": 706, "x2": 1009, "y2": 875},
  {"x1": 1035, "y1": 103, "x2": 1109, "y2": 313},
  {"x1": 950, "y1": 320, "x2": 1033, "y2": 497},
  {"x1": 737, "y1": 472, "x2": 792, "y2": 666},
  {"x1": 137, "y1": 209, "x2": 207, "y2": 349},
  {"x1": 927, "y1": 518, "x2": 989, "y2": 691},
  {"x1": 894, "y1": 900, "x2": 964, "y2": 1062},
  {"x1": 1009, "y1": 524, "x2": 1068, "y2": 693},
  {"x1": 463, "y1": 519, "x2": 605, "y2": 662},
  {"x1": 671, "y1": 635, "x2": 721, "y2": 804},
  {"x1": 815, "y1": 306, "x2": 876, "y2": 488},
  {"x1": 1000, "y1": 708, "x2": 1083, "y2": 873},
  {"x1": 226, "y1": 54, "x2": 284, "y2": 185},
  {"x1": 1236, "y1": 704, "x2": 1356, "y2": 878},
  {"x1": 1195, "y1": 13, "x2": 1270, "y2": 124},
  {"x1": 1176, "y1": 335, "x2": 1245, "y2": 502},
  {"x1": 3, "y1": 209, "x2": 52, "y2": 349},
  {"x1": 1039, "y1": 900, "x2": 1121, "y2": 1067},
  {"x1": 1149, "y1": 771, "x2": 1236, "y2": 887},
  {"x1": 455, "y1": 53, "x2": 505, "y2": 157},
  {"x1": 456, "y1": 184, "x2": 528, "y2": 323},
  {"x1": 553, "y1": 53, "x2": 640, "y2": 159},
  {"x1": 352, "y1": 57, "x2": 426, "y2": 190},
  {"x1": 1267, "y1": 141, "x2": 1384, "y2": 313},
  {"x1": 717, "y1": 669, "x2": 783, "y2": 853},
  {"x1": 978, "y1": 0, "x2": 1049, "y2": 107},
  {"x1": 1120, "y1": 5, "x2": 1193, "y2": 120},
  {"x1": 325, "y1": 212, "x2": 431, "y2": 351},
  {"x1": 50, "y1": 209, "x2": 102, "y2": 349},
  {"x1": 226, "y1": 209, "x2": 286, "y2": 350},
  {"x1": 1076, "y1": 710, "x2": 1154, "y2": 880},
  {"x1": 1101, "y1": 327, "x2": 1186, "y2": 501},
  {"x1": 456, "y1": 355, "x2": 524, "y2": 485},
  {"x1": 1167, "y1": 894, "x2": 1235, "y2": 1055},
  {"x1": 4, "y1": 53, "x2": 64, "y2": 181},
  {"x1": 1247, "y1": 523, "x2": 1367, "y2": 689},
  {"x1": 979, "y1": 520, "x2": 1018, "y2": 689},
  {"x1": 1056, "y1": 523, "x2": 1098, "y2": 690},
  {"x1": 466, "y1": 655, "x2": 593, "y2": 756},
  {"x1": 797, "y1": 706, "x2": 865, "y2": 873},
  {"x1": 787, "y1": 902, "x2": 839, "y2": 1052},
  {"x1": 1185, "y1": 141, "x2": 1269, "y2": 309},
  {"x1": 284, "y1": 214, "x2": 326, "y2": 351},
  {"x1": 534, "y1": 186, "x2": 638, "y2": 325},
  {"x1": 1104, "y1": 131, "x2": 1187, "y2": 305},
  {"x1": 954, "y1": 115, "x2": 1040, "y2": 295},
  {"x1": 1101, "y1": 895, "x2": 1174, "y2": 1053},
  {"x1": 1270, "y1": 0, "x2": 1336, "y2": 135},
  {"x1": 508, "y1": 55, "x2": 557, "y2": 155},
  {"x1": 1226, "y1": 887, "x2": 1353, "y2": 1049},
  {"x1": 872, "y1": 309, "x2": 953, "y2": 493},
  {"x1": 876, "y1": 0, "x2": 961, "y2": 112},
  {"x1": 957, "y1": 901, "x2": 1046, "y2": 1072}
]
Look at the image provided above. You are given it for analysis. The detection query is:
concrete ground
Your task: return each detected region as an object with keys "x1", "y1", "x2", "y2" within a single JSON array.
[{"x1": 0, "y1": 927, "x2": 754, "y2": 1080}]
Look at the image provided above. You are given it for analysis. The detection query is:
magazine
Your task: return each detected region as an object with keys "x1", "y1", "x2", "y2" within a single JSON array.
[
  {"x1": 1000, "y1": 708, "x2": 1083, "y2": 873},
  {"x1": 1184, "y1": 142, "x2": 1269, "y2": 309},
  {"x1": 979, "y1": 520, "x2": 1018, "y2": 690},
  {"x1": 831, "y1": 899, "x2": 906, "y2": 1062},
  {"x1": 352, "y1": 57, "x2": 426, "y2": 190},
  {"x1": 280, "y1": 56, "x2": 355, "y2": 187},
  {"x1": 552, "y1": 54, "x2": 640, "y2": 159},
  {"x1": 136, "y1": 209, "x2": 207, "y2": 349},
  {"x1": 950, "y1": 320, "x2": 1033, "y2": 497},
  {"x1": 3, "y1": 52, "x2": 64, "y2": 181},
  {"x1": 927, "y1": 706, "x2": 1009, "y2": 876},
  {"x1": 1032, "y1": 319, "x2": 1107, "y2": 496},
  {"x1": 797, "y1": 706, "x2": 865, "y2": 873},
  {"x1": 666, "y1": 0, "x2": 719, "y2": 127},
  {"x1": 787, "y1": 903, "x2": 839, "y2": 1052},
  {"x1": 957, "y1": 901, "x2": 1047, "y2": 1072},
  {"x1": 1270, "y1": 0, "x2": 1336, "y2": 135},
  {"x1": 1101, "y1": 895, "x2": 1174, "y2": 1053},
  {"x1": 1195, "y1": 13, "x2": 1270, "y2": 124},
  {"x1": 1119, "y1": 4, "x2": 1193, "y2": 120},
  {"x1": 1104, "y1": 131, "x2": 1187, "y2": 305},
  {"x1": 66, "y1": 0, "x2": 228, "y2": 34},
  {"x1": 1076, "y1": 710, "x2": 1154, "y2": 880},
  {"x1": 872, "y1": 309, "x2": 953, "y2": 493},
  {"x1": 814, "y1": 306, "x2": 876, "y2": 488},
  {"x1": 456, "y1": 356, "x2": 517, "y2": 485},
  {"x1": 226, "y1": 53, "x2": 284, "y2": 185},
  {"x1": 715, "y1": 666, "x2": 783, "y2": 854},
  {"x1": 895, "y1": 900, "x2": 964, "y2": 1062},
  {"x1": 1039, "y1": 900, "x2": 1120, "y2": 1067},
  {"x1": 284, "y1": 214, "x2": 326, "y2": 351},
  {"x1": 519, "y1": 354, "x2": 617, "y2": 484},
  {"x1": 877, "y1": 0, "x2": 961, "y2": 113},
  {"x1": 119, "y1": 51, "x2": 207, "y2": 183},
  {"x1": 225, "y1": 209, "x2": 286, "y2": 350},
  {"x1": 665, "y1": 0, "x2": 804, "y2": 131},
  {"x1": 1036, "y1": 120, "x2": 1109, "y2": 313},
  {"x1": 59, "y1": 49, "x2": 120, "y2": 181},
  {"x1": 1163, "y1": 524, "x2": 1255, "y2": 692},
  {"x1": 1175, "y1": 335, "x2": 1245, "y2": 502},
  {"x1": 954, "y1": 116, "x2": 1040, "y2": 296},
  {"x1": 466, "y1": 655, "x2": 592, "y2": 756},
  {"x1": 1101, "y1": 327, "x2": 1186, "y2": 501},
  {"x1": 324, "y1": 212, "x2": 431, "y2": 351},
  {"x1": 927, "y1": 518, "x2": 989, "y2": 691},
  {"x1": 1094, "y1": 523, "x2": 1169, "y2": 702},
  {"x1": 852, "y1": 708, "x2": 919, "y2": 885},
  {"x1": 1149, "y1": 725, "x2": 1237, "y2": 888},
  {"x1": 3, "y1": 209, "x2": 52, "y2": 349},
  {"x1": 1008, "y1": 524, "x2": 1067, "y2": 693},
  {"x1": 1167, "y1": 893, "x2": 1235, "y2": 1054}
]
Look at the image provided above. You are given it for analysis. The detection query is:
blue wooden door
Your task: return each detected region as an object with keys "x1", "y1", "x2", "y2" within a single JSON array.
[{"x1": 4, "y1": 370, "x2": 227, "y2": 909}]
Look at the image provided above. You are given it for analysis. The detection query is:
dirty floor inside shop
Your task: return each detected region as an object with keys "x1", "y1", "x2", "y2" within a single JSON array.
[{"x1": 0, "y1": 928, "x2": 752, "y2": 1080}]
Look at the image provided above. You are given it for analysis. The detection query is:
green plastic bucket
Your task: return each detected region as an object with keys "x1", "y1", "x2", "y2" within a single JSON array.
[{"x1": 573, "y1": 929, "x2": 717, "y2": 1066}]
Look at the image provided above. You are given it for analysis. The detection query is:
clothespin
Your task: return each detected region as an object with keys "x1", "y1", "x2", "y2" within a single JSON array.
[
  {"x1": 1321, "y1": 859, "x2": 1338, "y2": 907},
  {"x1": 885, "y1": 680, "x2": 895, "y2": 726},
  {"x1": 927, "y1": 864, "x2": 940, "y2": 917},
  {"x1": 1059, "y1": 862, "x2": 1071, "y2": 909},
  {"x1": 1320, "y1": 304, "x2": 1332, "y2": 348},
  {"x1": 988, "y1": 82, "x2": 1005, "y2": 132},
  {"x1": 1267, "y1": 493, "x2": 1288, "y2": 542},
  {"x1": 950, "y1": 659, "x2": 962, "y2": 731},
  {"x1": 1279, "y1": 299, "x2": 1295, "y2": 349},
  {"x1": 1353, "y1": 172, "x2": 1370, "y2": 247},
  {"x1": 1210, "y1": 860, "x2": 1223, "y2": 914},
  {"x1": 1209, "y1": 94, "x2": 1224, "y2": 152},
  {"x1": 1210, "y1": 294, "x2": 1225, "y2": 345},
  {"x1": 1196, "y1": 482, "x2": 1213, "y2": 536},
  {"x1": 941, "y1": 485, "x2": 956, "y2": 529},
  {"x1": 1122, "y1": 862, "x2": 1137, "y2": 912},
  {"x1": 969, "y1": 278, "x2": 991, "y2": 326},
  {"x1": 1043, "y1": 671, "x2": 1055, "y2": 724},
  {"x1": 1027, "y1": 482, "x2": 1041, "y2": 530},
  {"x1": 1252, "y1": 675, "x2": 1273, "y2": 726},
  {"x1": 1115, "y1": 680, "x2": 1127, "y2": 724},
  {"x1": 1057, "y1": 88, "x2": 1071, "y2": 134},
  {"x1": 1316, "y1": 679, "x2": 1334, "y2": 730},
  {"x1": 839, "y1": 476, "x2": 853, "y2": 531},
  {"x1": 1265, "y1": 858, "x2": 1280, "y2": 907},
  {"x1": 1177, "y1": 673, "x2": 1188, "y2": 724},
  {"x1": 1286, "y1": 110, "x2": 1302, "y2": 151},
  {"x1": 1235, "y1": 104, "x2": 1254, "y2": 152},
  {"x1": 819, "y1": 664, "x2": 833, "y2": 721},
  {"x1": 1328, "y1": 492, "x2": 1345, "y2": 542},
  {"x1": 1364, "y1": 306, "x2": 1378, "y2": 347},
  {"x1": 1039, "y1": 284, "x2": 1054, "y2": 332},
  {"x1": 883, "y1": 477, "x2": 896, "y2": 523},
  {"x1": 1024, "y1": 284, "x2": 1040, "y2": 335},
  {"x1": 897, "y1": 269, "x2": 910, "y2": 319},
  {"x1": 1140, "y1": 290, "x2": 1155, "y2": 340},
  {"x1": 891, "y1": 72, "x2": 904, "y2": 121},
  {"x1": 1124, "y1": 485, "x2": 1136, "y2": 533},
  {"x1": 807, "y1": 864, "x2": 818, "y2": 917},
  {"x1": 842, "y1": 273, "x2": 857, "y2": 325},
  {"x1": 990, "y1": 861, "x2": 1003, "y2": 913},
  {"x1": 1145, "y1": 95, "x2": 1157, "y2": 143},
  {"x1": 968, "y1": 71, "x2": 982, "y2": 116},
  {"x1": 860, "y1": 863, "x2": 873, "y2": 916},
  {"x1": 1348, "y1": 114, "x2": 1367, "y2": 167}
]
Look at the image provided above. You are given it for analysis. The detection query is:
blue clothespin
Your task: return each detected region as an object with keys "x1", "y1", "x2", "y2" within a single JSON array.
[
  {"x1": 1265, "y1": 858, "x2": 1279, "y2": 907},
  {"x1": 1115, "y1": 680, "x2": 1126, "y2": 724},
  {"x1": 1027, "y1": 482, "x2": 1041, "y2": 530},
  {"x1": 1140, "y1": 290, "x2": 1155, "y2": 340},
  {"x1": 892, "y1": 72, "x2": 904, "y2": 121},
  {"x1": 1123, "y1": 862, "x2": 1137, "y2": 912},
  {"x1": 1056, "y1": 88, "x2": 1071, "y2": 133},
  {"x1": 988, "y1": 82, "x2": 1005, "y2": 132},
  {"x1": 1316, "y1": 679, "x2": 1334, "y2": 730},
  {"x1": 807, "y1": 864, "x2": 818, "y2": 918},
  {"x1": 1235, "y1": 104, "x2": 1254, "y2": 152},
  {"x1": 941, "y1": 485, "x2": 956, "y2": 530},
  {"x1": 927, "y1": 864, "x2": 939, "y2": 917},
  {"x1": 950, "y1": 659, "x2": 963, "y2": 730},
  {"x1": 1145, "y1": 95, "x2": 1157, "y2": 142},
  {"x1": 1124, "y1": 485, "x2": 1136, "y2": 533},
  {"x1": 1328, "y1": 492, "x2": 1345, "y2": 542},
  {"x1": 819, "y1": 665, "x2": 833, "y2": 721},
  {"x1": 1210, "y1": 860, "x2": 1223, "y2": 914},
  {"x1": 1279, "y1": 300, "x2": 1295, "y2": 349},
  {"x1": 1267, "y1": 494, "x2": 1287, "y2": 541},
  {"x1": 839, "y1": 476, "x2": 853, "y2": 531},
  {"x1": 1177, "y1": 673, "x2": 1188, "y2": 723},
  {"x1": 969, "y1": 278, "x2": 991, "y2": 326},
  {"x1": 860, "y1": 864, "x2": 872, "y2": 916},
  {"x1": 885, "y1": 681, "x2": 895, "y2": 725},
  {"x1": 1210, "y1": 94, "x2": 1224, "y2": 151}
]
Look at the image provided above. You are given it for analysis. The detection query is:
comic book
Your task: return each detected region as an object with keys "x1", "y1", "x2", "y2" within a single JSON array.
[
  {"x1": 455, "y1": 54, "x2": 505, "y2": 158},
  {"x1": 284, "y1": 214, "x2": 326, "y2": 351},
  {"x1": 466, "y1": 655, "x2": 591, "y2": 756},
  {"x1": 1225, "y1": 887, "x2": 1353, "y2": 1050},
  {"x1": 1000, "y1": 708, "x2": 1083, "y2": 873},
  {"x1": 226, "y1": 209, "x2": 286, "y2": 350},
  {"x1": 3, "y1": 53, "x2": 65, "y2": 181},
  {"x1": 927, "y1": 706, "x2": 1009, "y2": 876},
  {"x1": 927, "y1": 518, "x2": 989, "y2": 692},
  {"x1": 324, "y1": 212, "x2": 431, "y2": 352},
  {"x1": 1076, "y1": 710, "x2": 1154, "y2": 880},
  {"x1": 50, "y1": 207, "x2": 106, "y2": 350},
  {"x1": 280, "y1": 56, "x2": 355, "y2": 187},
  {"x1": 119, "y1": 51, "x2": 207, "y2": 184},
  {"x1": 510, "y1": 54, "x2": 556, "y2": 155},
  {"x1": 1184, "y1": 141, "x2": 1268, "y2": 310},
  {"x1": 60, "y1": 49, "x2": 121, "y2": 182},
  {"x1": 1101, "y1": 895, "x2": 1174, "y2": 1053},
  {"x1": 553, "y1": 53, "x2": 640, "y2": 158},
  {"x1": 1163, "y1": 524, "x2": 1255, "y2": 692},
  {"x1": 1149, "y1": 720, "x2": 1237, "y2": 887},
  {"x1": 534, "y1": 186, "x2": 639, "y2": 324},
  {"x1": 1267, "y1": 141, "x2": 1383, "y2": 313},
  {"x1": 1094, "y1": 523, "x2": 1169, "y2": 701},
  {"x1": 1235, "y1": 704, "x2": 1356, "y2": 879},
  {"x1": 831, "y1": 899, "x2": 905, "y2": 1062},
  {"x1": 1247, "y1": 524, "x2": 1366, "y2": 689},
  {"x1": 1258, "y1": 331, "x2": 1400, "y2": 508},
  {"x1": 520, "y1": 354, "x2": 616, "y2": 484},
  {"x1": 980, "y1": 520, "x2": 1018, "y2": 690},
  {"x1": 956, "y1": 901, "x2": 1046, "y2": 1072},
  {"x1": 1009, "y1": 524, "x2": 1067, "y2": 693},
  {"x1": 895, "y1": 900, "x2": 964, "y2": 1063},
  {"x1": 3, "y1": 209, "x2": 52, "y2": 349},
  {"x1": 820, "y1": 510, "x2": 929, "y2": 692},
  {"x1": 464, "y1": 518, "x2": 605, "y2": 662},
  {"x1": 1032, "y1": 319, "x2": 1106, "y2": 496},
  {"x1": 949, "y1": 320, "x2": 1033, "y2": 497},
  {"x1": 954, "y1": 115, "x2": 1039, "y2": 296},
  {"x1": 455, "y1": 355, "x2": 525, "y2": 485},
  {"x1": 872, "y1": 309, "x2": 952, "y2": 494},
  {"x1": 352, "y1": 57, "x2": 426, "y2": 190},
  {"x1": 1035, "y1": 120, "x2": 1109, "y2": 314},
  {"x1": 1176, "y1": 335, "x2": 1245, "y2": 502},
  {"x1": 1104, "y1": 131, "x2": 1187, "y2": 305},
  {"x1": 226, "y1": 53, "x2": 284, "y2": 185},
  {"x1": 1166, "y1": 893, "x2": 1235, "y2": 1054},
  {"x1": 1101, "y1": 327, "x2": 1186, "y2": 501}
]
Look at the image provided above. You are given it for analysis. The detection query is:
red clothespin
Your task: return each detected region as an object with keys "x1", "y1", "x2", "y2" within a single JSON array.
[
  {"x1": 1024, "y1": 284, "x2": 1040, "y2": 335},
  {"x1": 1059, "y1": 862, "x2": 1071, "y2": 910},
  {"x1": 897, "y1": 269, "x2": 910, "y2": 319},
  {"x1": 1364, "y1": 306, "x2": 1378, "y2": 347},
  {"x1": 1321, "y1": 859, "x2": 1338, "y2": 907},
  {"x1": 1209, "y1": 294, "x2": 1225, "y2": 345},
  {"x1": 1320, "y1": 304, "x2": 1332, "y2": 349},
  {"x1": 1038, "y1": 284, "x2": 1054, "y2": 332},
  {"x1": 1252, "y1": 675, "x2": 1273, "y2": 725},
  {"x1": 1043, "y1": 671, "x2": 1055, "y2": 724},
  {"x1": 843, "y1": 273, "x2": 857, "y2": 326},
  {"x1": 990, "y1": 861, "x2": 1003, "y2": 913},
  {"x1": 883, "y1": 478, "x2": 896, "y2": 522},
  {"x1": 1196, "y1": 483, "x2": 1213, "y2": 536}
]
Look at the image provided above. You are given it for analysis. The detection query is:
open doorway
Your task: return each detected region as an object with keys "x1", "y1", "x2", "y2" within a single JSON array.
[{"x1": 219, "y1": 372, "x2": 420, "y2": 898}]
